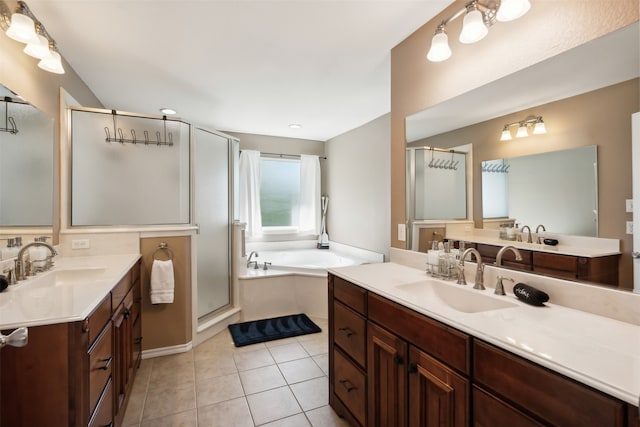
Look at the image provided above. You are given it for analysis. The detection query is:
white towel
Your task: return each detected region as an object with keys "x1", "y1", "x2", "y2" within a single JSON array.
[{"x1": 150, "y1": 259, "x2": 175, "y2": 304}]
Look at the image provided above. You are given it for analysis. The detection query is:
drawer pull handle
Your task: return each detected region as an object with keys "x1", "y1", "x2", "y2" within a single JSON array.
[
  {"x1": 393, "y1": 355, "x2": 404, "y2": 365},
  {"x1": 407, "y1": 363, "x2": 418, "y2": 374},
  {"x1": 338, "y1": 327, "x2": 354, "y2": 337},
  {"x1": 98, "y1": 356, "x2": 113, "y2": 370},
  {"x1": 339, "y1": 379, "x2": 356, "y2": 392}
]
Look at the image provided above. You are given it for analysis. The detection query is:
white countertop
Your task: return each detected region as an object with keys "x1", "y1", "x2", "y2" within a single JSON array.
[
  {"x1": 0, "y1": 254, "x2": 141, "y2": 329},
  {"x1": 446, "y1": 234, "x2": 621, "y2": 257},
  {"x1": 329, "y1": 262, "x2": 640, "y2": 406}
]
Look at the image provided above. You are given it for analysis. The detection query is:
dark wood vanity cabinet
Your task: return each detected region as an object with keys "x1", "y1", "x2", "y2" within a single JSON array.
[
  {"x1": 0, "y1": 260, "x2": 141, "y2": 427},
  {"x1": 328, "y1": 273, "x2": 639, "y2": 427}
]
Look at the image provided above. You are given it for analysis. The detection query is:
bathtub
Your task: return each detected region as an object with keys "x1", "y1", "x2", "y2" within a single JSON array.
[{"x1": 238, "y1": 241, "x2": 383, "y2": 321}]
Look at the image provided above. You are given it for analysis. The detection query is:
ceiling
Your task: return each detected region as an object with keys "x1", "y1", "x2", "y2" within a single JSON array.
[
  {"x1": 406, "y1": 22, "x2": 640, "y2": 142},
  {"x1": 28, "y1": 0, "x2": 453, "y2": 142}
]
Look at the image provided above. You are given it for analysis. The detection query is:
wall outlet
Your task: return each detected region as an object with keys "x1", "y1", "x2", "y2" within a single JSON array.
[
  {"x1": 398, "y1": 223, "x2": 406, "y2": 242},
  {"x1": 626, "y1": 221, "x2": 634, "y2": 235},
  {"x1": 71, "y1": 239, "x2": 90, "y2": 250},
  {"x1": 627, "y1": 199, "x2": 634, "y2": 213}
]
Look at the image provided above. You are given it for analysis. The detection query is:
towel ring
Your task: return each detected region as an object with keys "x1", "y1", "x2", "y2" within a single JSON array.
[{"x1": 153, "y1": 242, "x2": 174, "y2": 261}]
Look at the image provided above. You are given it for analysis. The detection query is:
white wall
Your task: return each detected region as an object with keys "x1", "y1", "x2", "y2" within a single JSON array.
[{"x1": 326, "y1": 114, "x2": 390, "y2": 259}]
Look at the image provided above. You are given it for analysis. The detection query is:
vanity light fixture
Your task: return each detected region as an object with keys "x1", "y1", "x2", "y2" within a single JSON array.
[
  {"x1": 288, "y1": 123, "x2": 302, "y2": 129},
  {"x1": 160, "y1": 108, "x2": 177, "y2": 115},
  {"x1": 0, "y1": 1, "x2": 65, "y2": 74},
  {"x1": 426, "y1": 0, "x2": 531, "y2": 62},
  {"x1": 500, "y1": 115, "x2": 546, "y2": 141}
]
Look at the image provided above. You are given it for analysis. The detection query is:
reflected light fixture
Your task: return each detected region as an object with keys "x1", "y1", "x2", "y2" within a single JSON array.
[
  {"x1": 0, "y1": 1, "x2": 64, "y2": 74},
  {"x1": 160, "y1": 108, "x2": 177, "y2": 115},
  {"x1": 288, "y1": 123, "x2": 302, "y2": 129},
  {"x1": 427, "y1": 0, "x2": 531, "y2": 62},
  {"x1": 500, "y1": 115, "x2": 546, "y2": 141}
]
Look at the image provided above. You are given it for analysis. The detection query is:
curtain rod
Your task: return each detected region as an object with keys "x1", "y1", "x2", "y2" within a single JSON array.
[{"x1": 241, "y1": 150, "x2": 327, "y2": 160}]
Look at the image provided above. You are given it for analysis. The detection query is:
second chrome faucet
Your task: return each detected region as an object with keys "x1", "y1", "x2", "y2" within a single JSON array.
[{"x1": 457, "y1": 248, "x2": 484, "y2": 290}]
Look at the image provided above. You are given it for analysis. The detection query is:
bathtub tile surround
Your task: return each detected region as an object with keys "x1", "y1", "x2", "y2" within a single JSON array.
[{"x1": 123, "y1": 317, "x2": 348, "y2": 427}]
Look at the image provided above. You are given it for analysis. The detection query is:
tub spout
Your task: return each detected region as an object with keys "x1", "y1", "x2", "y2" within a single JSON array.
[{"x1": 247, "y1": 251, "x2": 259, "y2": 268}]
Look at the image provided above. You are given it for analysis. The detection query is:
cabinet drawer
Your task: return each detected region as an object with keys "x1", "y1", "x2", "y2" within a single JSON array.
[
  {"x1": 473, "y1": 340, "x2": 625, "y2": 427},
  {"x1": 473, "y1": 386, "x2": 544, "y2": 427},
  {"x1": 334, "y1": 301, "x2": 366, "y2": 368},
  {"x1": 89, "y1": 324, "x2": 113, "y2": 416},
  {"x1": 333, "y1": 348, "x2": 366, "y2": 427},
  {"x1": 477, "y1": 244, "x2": 532, "y2": 267},
  {"x1": 111, "y1": 268, "x2": 133, "y2": 308},
  {"x1": 89, "y1": 379, "x2": 113, "y2": 427},
  {"x1": 533, "y1": 252, "x2": 577, "y2": 272},
  {"x1": 87, "y1": 294, "x2": 112, "y2": 346},
  {"x1": 333, "y1": 275, "x2": 367, "y2": 315},
  {"x1": 368, "y1": 292, "x2": 470, "y2": 374}
]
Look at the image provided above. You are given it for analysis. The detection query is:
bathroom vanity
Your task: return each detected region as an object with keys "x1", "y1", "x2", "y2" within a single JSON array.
[
  {"x1": 0, "y1": 254, "x2": 141, "y2": 427},
  {"x1": 328, "y1": 263, "x2": 640, "y2": 427}
]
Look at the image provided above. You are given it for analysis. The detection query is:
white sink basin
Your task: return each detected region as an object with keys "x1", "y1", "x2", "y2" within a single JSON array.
[
  {"x1": 396, "y1": 279, "x2": 518, "y2": 313},
  {"x1": 27, "y1": 268, "x2": 107, "y2": 288}
]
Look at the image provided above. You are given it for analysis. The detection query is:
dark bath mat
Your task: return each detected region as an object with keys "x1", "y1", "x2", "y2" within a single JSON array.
[{"x1": 228, "y1": 313, "x2": 322, "y2": 347}]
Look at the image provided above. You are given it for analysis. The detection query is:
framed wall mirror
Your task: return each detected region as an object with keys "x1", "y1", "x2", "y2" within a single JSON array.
[{"x1": 0, "y1": 84, "x2": 54, "y2": 228}]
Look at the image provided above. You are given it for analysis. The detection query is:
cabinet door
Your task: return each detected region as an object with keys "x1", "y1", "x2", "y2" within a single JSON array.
[
  {"x1": 112, "y1": 289, "x2": 134, "y2": 424},
  {"x1": 408, "y1": 346, "x2": 469, "y2": 427},
  {"x1": 367, "y1": 321, "x2": 408, "y2": 427},
  {"x1": 473, "y1": 386, "x2": 544, "y2": 427}
]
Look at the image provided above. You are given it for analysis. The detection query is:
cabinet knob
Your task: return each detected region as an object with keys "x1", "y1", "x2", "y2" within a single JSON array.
[
  {"x1": 407, "y1": 363, "x2": 418, "y2": 374},
  {"x1": 124, "y1": 309, "x2": 130, "y2": 320},
  {"x1": 393, "y1": 355, "x2": 404, "y2": 365},
  {"x1": 338, "y1": 379, "x2": 356, "y2": 393},
  {"x1": 338, "y1": 327, "x2": 353, "y2": 338},
  {"x1": 0, "y1": 327, "x2": 28, "y2": 349},
  {"x1": 99, "y1": 356, "x2": 113, "y2": 371}
]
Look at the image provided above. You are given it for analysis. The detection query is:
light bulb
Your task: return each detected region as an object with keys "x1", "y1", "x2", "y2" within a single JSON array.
[
  {"x1": 533, "y1": 118, "x2": 547, "y2": 135},
  {"x1": 497, "y1": 0, "x2": 531, "y2": 22},
  {"x1": 427, "y1": 29, "x2": 452, "y2": 62},
  {"x1": 516, "y1": 124, "x2": 529, "y2": 138},
  {"x1": 6, "y1": 12, "x2": 39, "y2": 44},
  {"x1": 459, "y1": 7, "x2": 488, "y2": 44},
  {"x1": 24, "y1": 34, "x2": 50, "y2": 59},
  {"x1": 38, "y1": 50, "x2": 65, "y2": 74},
  {"x1": 500, "y1": 127, "x2": 512, "y2": 141}
]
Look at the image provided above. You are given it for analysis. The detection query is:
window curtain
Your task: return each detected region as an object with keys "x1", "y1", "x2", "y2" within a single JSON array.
[
  {"x1": 239, "y1": 150, "x2": 262, "y2": 237},
  {"x1": 299, "y1": 154, "x2": 321, "y2": 234}
]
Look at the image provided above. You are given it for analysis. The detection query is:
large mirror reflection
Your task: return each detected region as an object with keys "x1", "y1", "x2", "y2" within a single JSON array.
[{"x1": 0, "y1": 85, "x2": 54, "y2": 227}]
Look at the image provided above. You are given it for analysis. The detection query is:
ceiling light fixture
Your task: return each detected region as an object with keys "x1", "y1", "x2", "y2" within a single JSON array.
[
  {"x1": 160, "y1": 108, "x2": 177, "y2": 115},
  {"x1": 288, "y1": 124, "x2": 302, "y2": 129},
  {"x1": 500, "y1": 115, "x2": 546, "y2": 141},
  {"x1": 0, "y1": 1, "x2": 64, "y2": 74},
  {"x1": 427, "y1": 0, "x2": 531, "y2": 62}
]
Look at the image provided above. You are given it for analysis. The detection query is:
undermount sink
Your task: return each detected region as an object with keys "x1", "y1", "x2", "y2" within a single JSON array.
[
  {"x1": 28, "y1": 267, "x2": 107, "y2": 288},
  {"x1": 396, "y1": 279, "x2": 518, "y2": 313}
]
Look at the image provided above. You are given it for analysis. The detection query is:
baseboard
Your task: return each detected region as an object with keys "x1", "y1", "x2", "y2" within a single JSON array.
[{"x1": 142, "y1": 342, "x2": 193, "y2": 359}]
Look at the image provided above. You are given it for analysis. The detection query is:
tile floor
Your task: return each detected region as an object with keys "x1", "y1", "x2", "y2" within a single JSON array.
[{"x1": 123, "y1": 317, "x2": 349, "y2": 427}]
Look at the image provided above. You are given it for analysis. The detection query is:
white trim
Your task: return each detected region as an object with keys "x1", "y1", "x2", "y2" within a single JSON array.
[
  {"x1": 141, "y1": 342, "x2": 193, "y2": 359},
  {"x1": 194, "y1": 307, "x2": 242, "y2": 346}
]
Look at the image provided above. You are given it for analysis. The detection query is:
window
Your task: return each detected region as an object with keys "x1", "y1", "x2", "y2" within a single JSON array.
[{"x1": 260, "y1": 158, "x2": 300, "y2": 228}]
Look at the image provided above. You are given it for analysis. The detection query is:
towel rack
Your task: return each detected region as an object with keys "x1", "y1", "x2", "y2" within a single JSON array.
[
  {"x1": 153, "y1": 242, "x2": 174, "y2": 261},
  {"x1": 104, "y1": 110, "x2": 174, "y2": 146}
]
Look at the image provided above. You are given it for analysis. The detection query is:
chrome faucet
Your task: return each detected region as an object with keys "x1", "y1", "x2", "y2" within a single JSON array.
[
  {"x1": 535, "y1": 224, "x2": 546, "y2": 244},
  {"x1": 457, "y1": 248, "x2": 485, "y2": 290},
  {"x1": 15, "y1": 241, "x2": 57, "y2": 281},
  {"x1": 496, "y1": 245, "x2": 523, "y2": 267},
  {"x1": 520, "y1": 225, "x2": 532, "y2": 243},
  {"x1": 246, "y1": 251, "x2": 259, "y2": 268}
]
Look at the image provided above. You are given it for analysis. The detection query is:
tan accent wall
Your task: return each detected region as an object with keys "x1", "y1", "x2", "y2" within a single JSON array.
[
  {"x1": 390, "y1": 1, "x2": 639, "y2": 275},
  {"x1": 140, "y1": 236, "x2": 192, "y2": 350},
  {"x1": 408, "y1": 79, "x2": 640, "y2": 289}
]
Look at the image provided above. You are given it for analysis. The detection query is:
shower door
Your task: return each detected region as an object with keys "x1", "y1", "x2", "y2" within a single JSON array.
[{"x1": 194, "y1": 128, "x2": 235, "y2": 319}]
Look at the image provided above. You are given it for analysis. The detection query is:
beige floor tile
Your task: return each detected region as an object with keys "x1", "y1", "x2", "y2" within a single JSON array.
[
  {"x1": 246, "y1": 386, "x2": 302, "y2": 425},
  {"x1": 234, "y1": 347, "x2": 276, "y2": 371},
  {"x1": 239, "y1": 364, "x2": 287, "y2": 395},
  {"x1": 122, "y1": 389, "x2": 146, "y2": 426},
  {"x1": 140, "y1": 409, "x2": 197, "y2": 427},
  {"x1": 290, "y1": 377, "x2": 328, "y2": 411},
  {"x1": 297, "y1": 330, "x2": 326, "y2": 342},
  {"x1": 264, "y1": 336, "x2": 300, "y2": 348},
  {"x1": 153, "y1": 350, "x2": 194, "y2": 369},
  {"x1": 148, "y1": 358, "x2": 195, "y2": 388},
  {"x1": 312, "y1": 353, "x2": 329, "y2": 375},
  {"x1": 299, "y1": 338, "x2": 328, "y2": 356},
  {"x1": 305, "y1": 405, "x2": 351, "y2": 427},
  {"x1": 268, "y1": 342, "x2": 309, "y2": 363},
  {"x1": 194, "y1": 332, "x2": 236, "y2": 361},
  {"x1": 198, "y1": 397, "x2": 254, "y2": 427},
  {"x1": 261, "y1": 413, "x2": 312, "y2": 427},
  {"x1": 194, "y1": 353, "x2": 237, "y2": 380},
  {"x1": 232, "y1": 341, "x2": 267, "y2": 354},
  {"x1": 142, "y1": 381, "x2": 196, "y2": 420},
  {"x1": 278, "y1": 357, "x2": 325, "y2": 384},
  {"x1": 196, "y1": 372, "x2": 245, "y2": 407}
]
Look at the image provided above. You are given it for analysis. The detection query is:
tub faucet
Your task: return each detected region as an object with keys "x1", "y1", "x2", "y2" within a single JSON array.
[
  {"x1": 535, "y1": 224, "x2": 546, "y2": 244},
  {"x1": 520, "y1": 225, "x2": 532, "y2": 243},
  {"x1": 457, "y1": 248, "x2": 485, "y2": 290},
  {"x1": 15, "y1": 241, "x2": 57, "y2": 281},
  {"x1": 246, "y1": 251, "x2": 259, "y2": 269}
]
